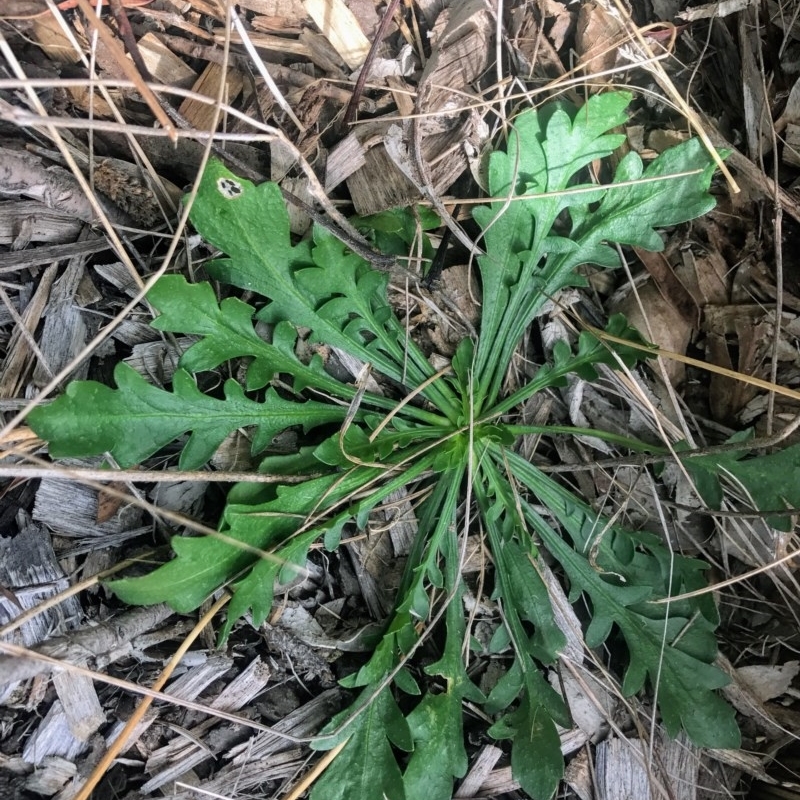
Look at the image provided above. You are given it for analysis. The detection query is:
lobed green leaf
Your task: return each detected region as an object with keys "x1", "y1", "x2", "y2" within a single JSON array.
[
  {"x1": 311, "y1": 687, "x2": 411, "y2": 800},
  {"x1": 682, "y1": 440, "x2": 800, "y2": 532},
  {"x1": 29, "y1": 363, "x2": 346, "y2": 470}
]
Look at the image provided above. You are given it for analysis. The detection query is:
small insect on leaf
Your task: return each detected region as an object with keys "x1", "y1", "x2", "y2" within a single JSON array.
[{"x1": 217, "y1": 177, "x2": 243, "y2": 199}]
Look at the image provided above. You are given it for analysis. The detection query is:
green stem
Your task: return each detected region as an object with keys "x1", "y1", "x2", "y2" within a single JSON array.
[{"x1": 382, "y1": 314, "x2": 462, "y2": 422}]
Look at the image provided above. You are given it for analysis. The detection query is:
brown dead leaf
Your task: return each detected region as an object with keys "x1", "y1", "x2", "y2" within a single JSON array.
[
  {"x1": 705, "y1": 316, "x2": 771, "y2": 423},
  {"x1": 634, "y1": 247, "x2": 700, "y2": 328},
  {"x1": 543, "y1": 0, "x2": 576, "y2": 51},
  {"x1": 676, "y1": 246, "x2": 731, "y2": 308},
  {"x1": 426, "y1": 264, "x2": 480, "y2": 356},
  {"x1": 612, "y1": 279, "x2": 691, "y2": 387},
  {"x1": 575, "y1": 1, "x2": 627, "y2": 77},
  {"x1": 96, "y1": 485, "x2": 133, "y2": 524}
]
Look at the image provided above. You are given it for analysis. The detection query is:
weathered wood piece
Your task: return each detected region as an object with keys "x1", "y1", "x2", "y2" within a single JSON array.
[
  {"x1": 345, "y1": 488, "x2": 416, "y2": 618},
  {"x1": 136, "y1": 31, "x2": 197, "y2": 87},
  {"x1": 0, "y1": 603, "x2": 175, "y2": 688},
  {"x1": 24, "y1": 755, "x2": 76, "y2": 796},
  {"x1": 33, "y1": 469, "x2": 144, "y2": 541},
  {"x1": 239, "y1": 0, "x2": 307, "y2": 22},
  {"x1": 0, "y1": 148, "x2": 122, "y2": 225},
  {"x1": 0, "y1": 201, "x2": 83, "y2": 247},
  {"x1": 22, "y1": 700, "x2": 89, "y2": 765},
  {"x1": 0, "y1": 263, "x2": 57, "y2": 399},
  {"x1": 178, "y1": 62, "x2": 244, "y2": 130},
  {"x1": 32, "y1": 251, "x2": 90, "y2": 388},
  {"x1": 52, "y1": 671, "x2": 105, "y2": 741},
  {"x1": 0, "y1": 236, "x2": 137, "y2": 274},
  {"x1": 141, "y1": 657, "x2": 271, "y2": 793},
  {"x1": 93, "y1": 261, "x2": 143, "y2": 298},
  {"x1": 162, "y1": 689, "x2": 345, "y2": 800},
  {"x1": 303, "y1": 0, "x2": 370, "y2": 69},
  {"x1": 454, "y1": 745, "x2": 503, "y2": 798},
  {"x1": 123, "y1": 336, "x2": 196, "y2": 383},
  {"x1": 346, "y1": 1, "x2": 491, "y2": 215},
  {"x1": 0, "y1": 514, "x2": 83, "y2": 705}
]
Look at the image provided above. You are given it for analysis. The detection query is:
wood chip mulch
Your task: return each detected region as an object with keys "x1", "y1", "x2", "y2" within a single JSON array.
[{"x1": 2, "y1": 1, "x2": 800, "y2": 798}]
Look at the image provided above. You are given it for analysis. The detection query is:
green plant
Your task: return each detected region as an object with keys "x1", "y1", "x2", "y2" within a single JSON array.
[{"x1": 32, "y1": 91, "x2": 766, "y2": 799}]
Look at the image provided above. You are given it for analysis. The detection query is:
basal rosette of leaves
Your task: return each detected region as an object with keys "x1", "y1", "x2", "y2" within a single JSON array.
[{"x1": 32, "y1": 91, "x2": 766, "y2": 799}]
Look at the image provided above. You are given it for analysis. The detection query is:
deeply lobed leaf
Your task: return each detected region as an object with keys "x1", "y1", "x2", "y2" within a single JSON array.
[
  {"x1": 682, "y1": 440, "x2": 800, "y2": 532},
  {"x1": 29, "y1": 363, "x2": 346, "y2": 470}
]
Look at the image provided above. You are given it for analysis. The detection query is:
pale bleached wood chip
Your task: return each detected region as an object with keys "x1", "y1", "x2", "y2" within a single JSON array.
[
  {"x1": 102, "y1": 657, "x2": 235, "y2": 763},
  {"x1": 596, "y1": 732, "x2": 701, "y2": 800},
  {"x1": 551, "y1": 667, "x2": 615, "y2": 743},
  {"x1": 216, "y1": 657, "x2": 274, "y2": 712},
  {"x1": 282, "y1": 176, "x2": 314, "y2": 234},
  {"x1": 474, "y1": 728, "x2": 589, "y2": 795},
  {"x1": 737, "y1": 660, "x2": 800, "y2": 703},
  {"x1": 785, "y1": 123, "x2": 800, "y2": 168},
  {"x1": 538, "y1": 557, "x2": 585, "y2": 665},
  {"x1": 383, "y1": 488, "x2": 416, "y2": 556},
  {"x1": 22, "y1": 701, "x2": 88, "y2": 765},
  {"x1": 0, "y1": 148, "x2": 122, "y2": 225},
  {"x1": 171, "y1": 749, "x2": 306, "y2": 800},
  {"x1": 345, "y1": 536, "x2": 397, "y2": 619},
  {"x1": 678, "y1": 0, "x2": 754, "y2": 21},
  {"x1": 661, "y1": 731, "x2": 700, "y2": 800},
  {"x1": 707, "y1": 746, "x2": 777, "y2": 784},
  {"x1": 33, "y1": 470, "x2": 144, "y2": 539},
  {"x1": 0, "y1": 236, "x2": 135, "y2": 273},
  {"x1": 474, "y1": 765, "x2": 520, "y2": 795},
  {"x1": 136, "y1": 31, "x2": 197, "y2": 87},
  {"x1": 303, "y1": 0, "x2": 370, "y2": 69},
  {"x1": 123, "y1": 336, "x2": 196, "y2": 384},
  {"x1": 150, "y1": 481, "x2": 208, "y2": 517},
  {"x1": 454, "y1": 744, "x2": 503, "y2": 798},
  {"x1": 738, "y1": 10, "x2": 772, "y2": 159},
  {"x1": 93, "y1": 262, "x2": 143, "y2": 298},
  {"x1": 163, "y1": 655, "x2": 234, "y2": 701},
  {"x1": 23, "y1": 755, "x2": 76, "y2": 795},
  {"x1": 142, "y1": 658, "x2": 271, "y2": 792},
  {"x1": 720, "y1": 654, "x2": 788, "y2": 738},
  {"x1": 105, "y1": 707, "x2": 159, "y2": 754},
  {"x1": 108, "y1": 318, "x2": 161, "y2": 348},
  {"x1": 160, "y1": 690, "x2": 344, "y2": 800},
  {"x1": 229, "y1": 687, "x2": 345, "y2": 763},
  {"x1": 53, "y1": 671, "x2": 105, "y2": 741},
  {"x1": 595, "y1": 737, "x2": 650, "y2": 800}
]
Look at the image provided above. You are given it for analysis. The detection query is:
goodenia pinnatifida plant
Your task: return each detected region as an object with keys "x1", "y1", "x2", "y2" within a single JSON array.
[{"x1": 34, "y1": 90, "x2": 797, "y2": 799}]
